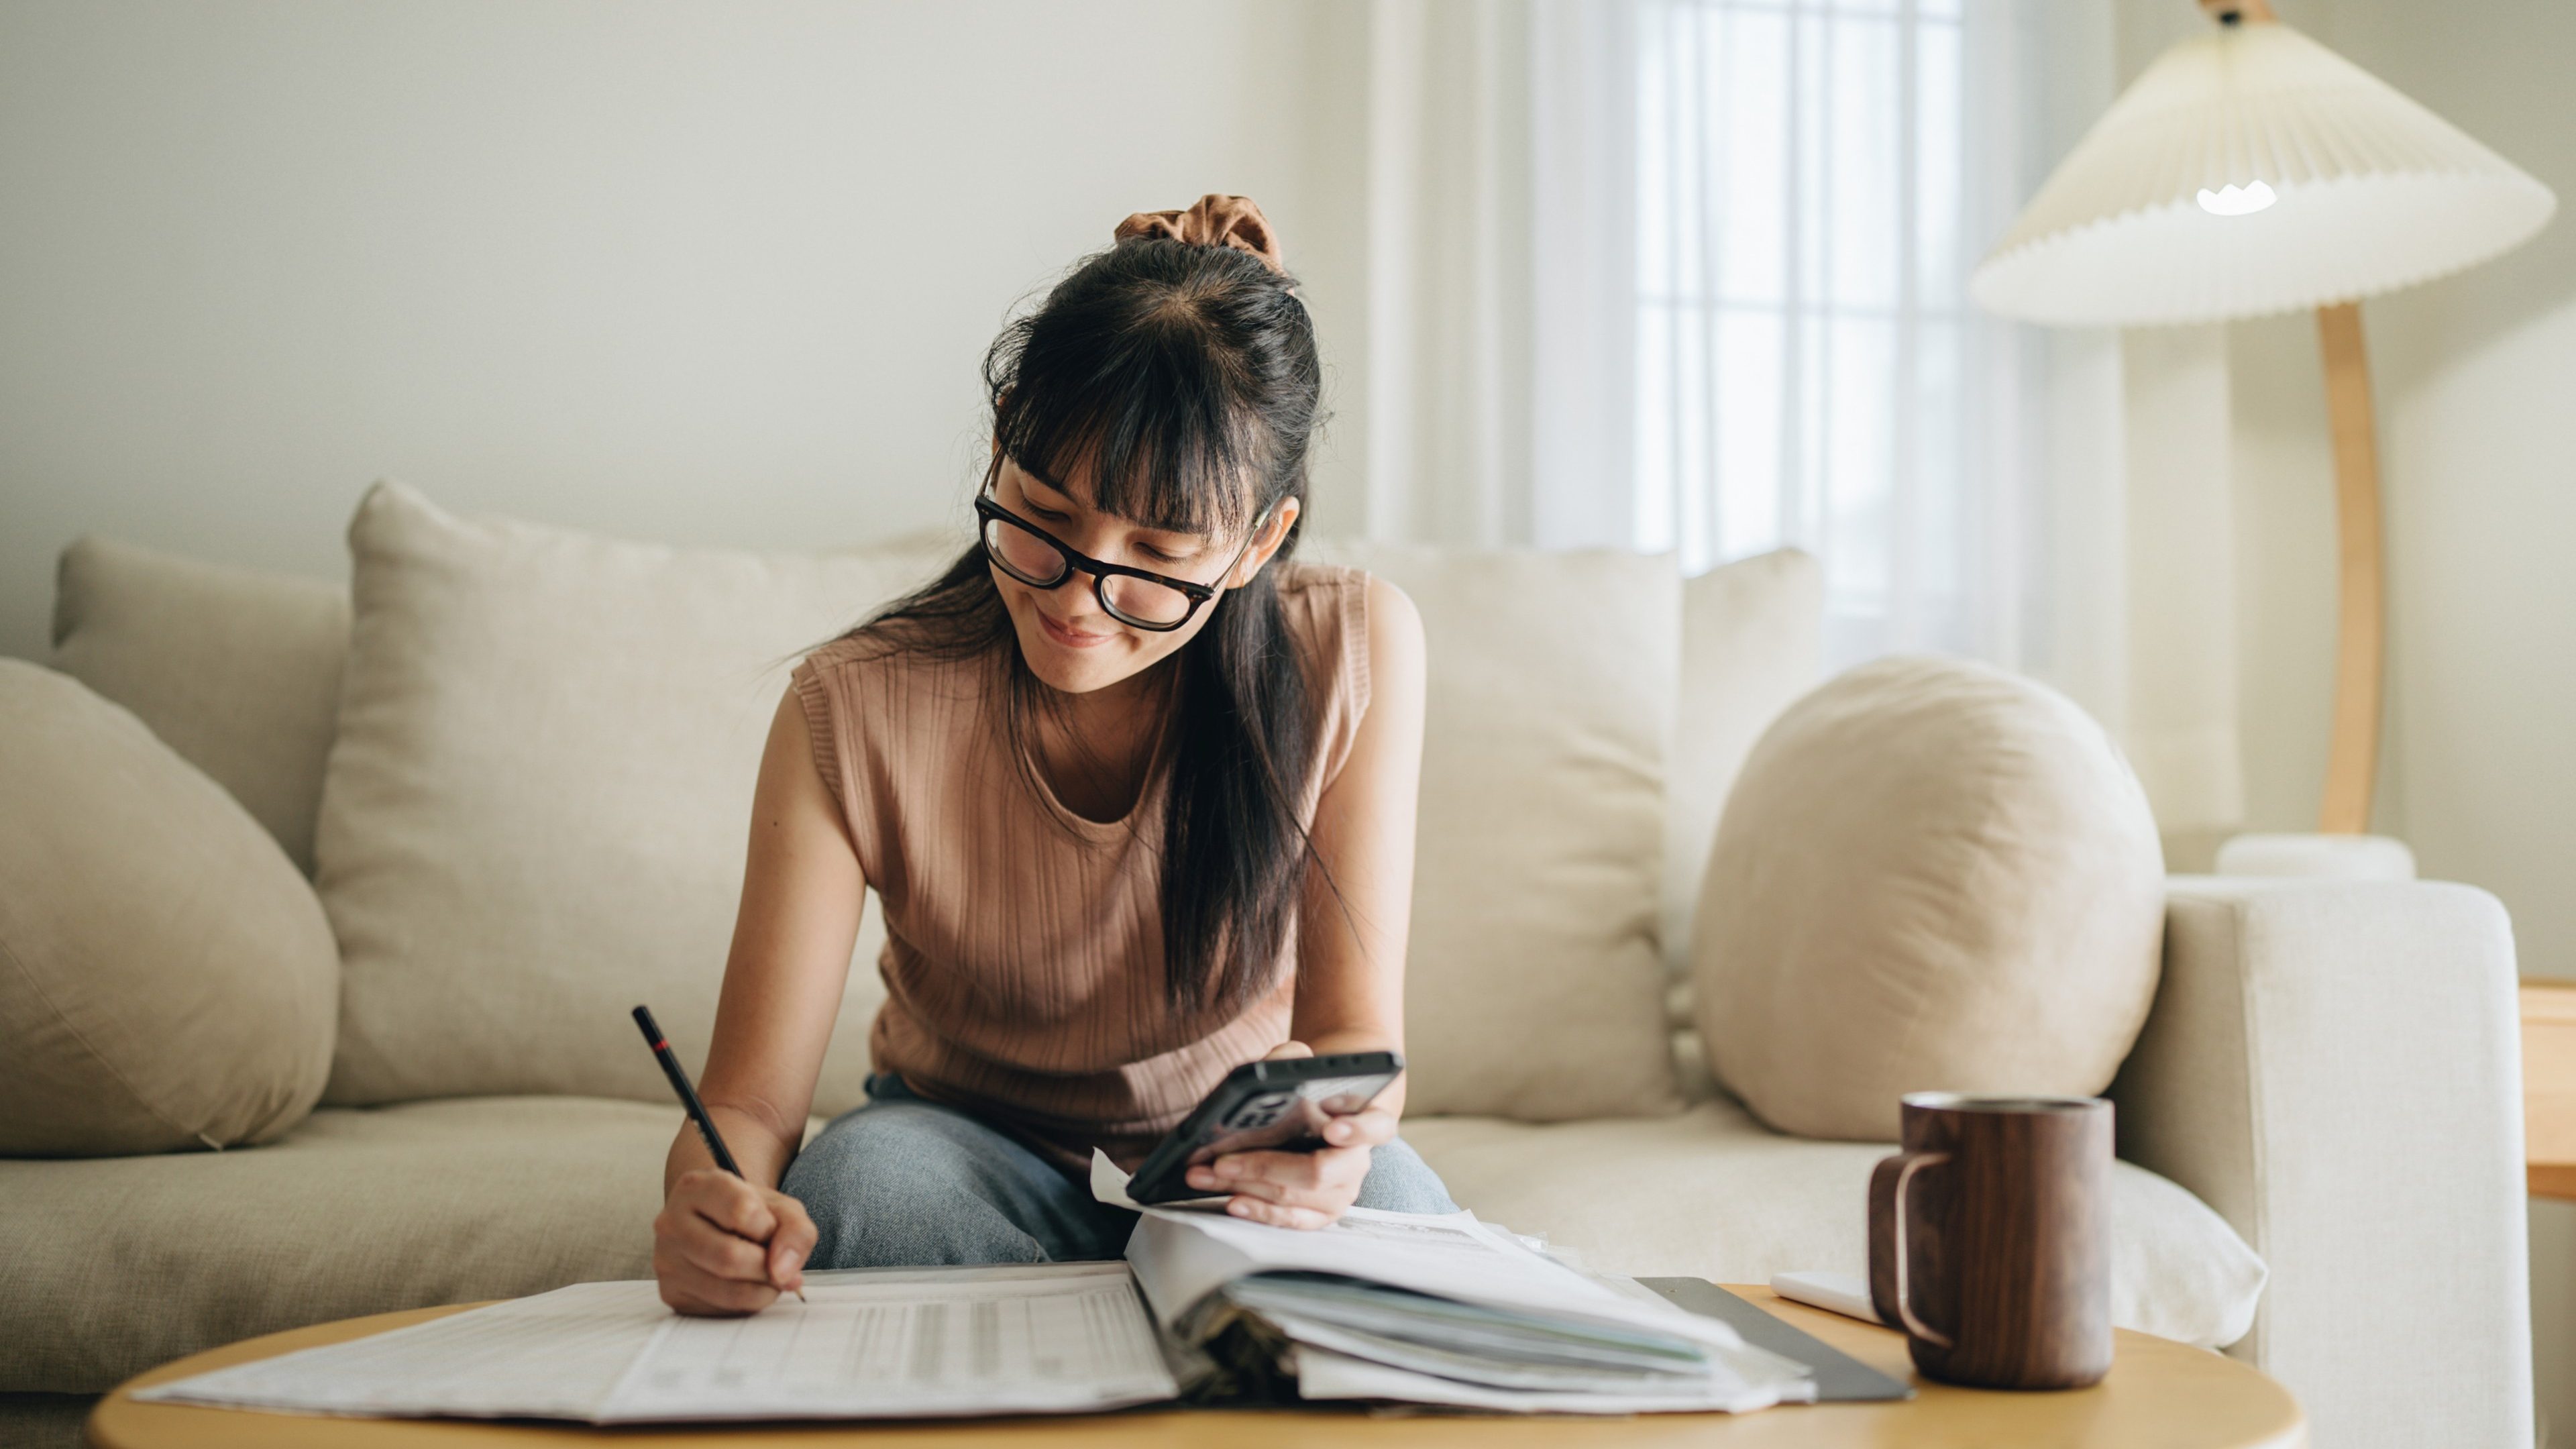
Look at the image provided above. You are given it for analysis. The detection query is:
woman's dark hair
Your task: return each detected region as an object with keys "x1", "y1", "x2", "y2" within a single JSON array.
[{"x1": 842, "y1": 233, "x2": 1328, "y2": 1017}]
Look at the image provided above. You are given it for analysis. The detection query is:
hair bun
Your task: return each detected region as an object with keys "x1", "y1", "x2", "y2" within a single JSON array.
[{"x1": 1113, "y1": 194, "x2": 1289, "y2": 279}]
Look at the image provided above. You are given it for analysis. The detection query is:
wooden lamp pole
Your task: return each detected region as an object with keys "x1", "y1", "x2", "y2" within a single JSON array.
[{"x1": 2314, "y1": 301, "x2": 2383, "y2": 834}]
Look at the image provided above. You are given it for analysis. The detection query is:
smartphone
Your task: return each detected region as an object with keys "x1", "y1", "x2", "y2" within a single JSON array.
[{"x1": 1122, "y1": 1050, "x2": 1405, "y2": 1205}]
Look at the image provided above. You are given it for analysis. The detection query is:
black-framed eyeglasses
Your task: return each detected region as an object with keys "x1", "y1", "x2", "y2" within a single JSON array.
[{"x1": 974, "y1": 491, "x2": 1273, "y2": 631}]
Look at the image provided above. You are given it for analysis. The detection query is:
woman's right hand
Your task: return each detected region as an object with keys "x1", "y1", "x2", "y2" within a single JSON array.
[
  {"x1": 653, "y1": 1167, "x2": 818, "y2": 1315},
  {"x1": 652, "y1": 688, "x2": 857, "y2": 1316}
]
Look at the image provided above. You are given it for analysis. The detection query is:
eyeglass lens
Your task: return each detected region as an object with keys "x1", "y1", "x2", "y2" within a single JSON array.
[{"x1": 981, "y1": 515, "x2": 1195, "y2": 627}]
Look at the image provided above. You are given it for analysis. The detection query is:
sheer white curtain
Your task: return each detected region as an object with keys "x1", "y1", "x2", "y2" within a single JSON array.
[
  {"x1": 1361, "y1": 0, "x2": 1640, "y2": 551},
  {"x1": 1631, "y1": 0, "x2": 2120, "y2": 684},
  {"x1": 1362, "y1": 0, "x2": 2127, "y2": 716}
]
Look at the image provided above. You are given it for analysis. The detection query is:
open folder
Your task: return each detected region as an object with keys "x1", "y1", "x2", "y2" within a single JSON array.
[{"x1": 136, "y1": 1158, "x2": 1815, "y2": 1422}]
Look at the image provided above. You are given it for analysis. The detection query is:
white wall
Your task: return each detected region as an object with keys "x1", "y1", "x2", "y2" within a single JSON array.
[
  {"x1": 2164, "y1": 0, "x2": 2576, "y2": 1435},
  {"x1": 0, "y1": 0, "x2": 1374, "y2": 663},
  {"x1": 2211, "y1": 0, "x2": 2576, "y2": 975}
]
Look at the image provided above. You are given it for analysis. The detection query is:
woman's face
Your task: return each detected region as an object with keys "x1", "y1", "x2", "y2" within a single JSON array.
[{"x1": 988, "y1": 453, "x2": 1299, "y2": 698}]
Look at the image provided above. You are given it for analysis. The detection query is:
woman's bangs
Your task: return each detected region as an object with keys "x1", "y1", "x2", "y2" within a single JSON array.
[{"x1": 1000, "y1": 341, "x2": 1263, "y2": 539}]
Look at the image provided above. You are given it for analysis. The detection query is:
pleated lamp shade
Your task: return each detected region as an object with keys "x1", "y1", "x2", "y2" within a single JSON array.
[{"x1": 1970, "y1": 19, "x2": 2555, "y2": 327}]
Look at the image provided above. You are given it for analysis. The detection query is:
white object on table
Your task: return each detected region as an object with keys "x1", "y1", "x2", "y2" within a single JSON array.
[{"x1": 1770, "y1": 1271, "x2": 1883, "y2": 1326}]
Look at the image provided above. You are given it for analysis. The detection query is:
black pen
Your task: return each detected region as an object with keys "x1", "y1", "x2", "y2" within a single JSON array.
[{"x1": 632, "y1": 1004, "x2": 806, "y2": 1302}]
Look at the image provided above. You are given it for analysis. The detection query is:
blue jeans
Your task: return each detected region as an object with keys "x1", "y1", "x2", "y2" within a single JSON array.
[{"x1": 781, "y1": 1072, "x2": 1460, "y2": 1269}]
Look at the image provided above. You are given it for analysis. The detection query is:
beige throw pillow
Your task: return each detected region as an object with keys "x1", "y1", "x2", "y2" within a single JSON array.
[
  {"x1": 316, "y1": 482, "x2": 941, "y2": 1110},
  {"x1": 51, "y1": 536, "x2": 351, "y2": 875},
  {"x1": 1666, "y1": 548, "x2": 1824, "y2": 974},
  {"x1": 1299, "y1": 541, "x2": 1682, "y2": 1120},
  {"x1": 1695, "y1": 655, "x2": 2165, "y2": 1141},
  {"x1": 0, "y1": 661, "x2": 337, "y2": 1155}
]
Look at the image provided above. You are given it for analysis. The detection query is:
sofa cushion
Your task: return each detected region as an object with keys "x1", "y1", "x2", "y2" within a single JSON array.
[
  {"x1": 1299, "y1": 541, "x2": 1680, "y2": 1120},
  {"x1": 1695, "y1": 655, "x2": 2167, "y2": 1140},
  {"x1": 1403, "y1": 1099, "x2": 2265, "y2": 1351},
  {"x1": 316, "y1": 481, "x2": 935, "y2": 1111},
  {"x1": 50, "y1": 535, "x2": 350, "y2": 875},
  {"x1": 0, "y1": 661, "x2": 337, "y2": 1157},
  {"x1": 1665, "y1": 548, "x2": 1823, "y2": 975},
  {"x1": 0, "y1": 1097, "x2": 681, "y2": 1393}
]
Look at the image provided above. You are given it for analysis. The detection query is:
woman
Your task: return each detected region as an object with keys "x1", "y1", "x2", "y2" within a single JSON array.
[{"x1": 651, "y1": 195, "x2": 1455, "y2": 1316}]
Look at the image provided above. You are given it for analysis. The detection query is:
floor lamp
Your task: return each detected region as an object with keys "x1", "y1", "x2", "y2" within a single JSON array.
[{"x1": 1968, "y1": 0, "x2": 2553, "y2": 859}]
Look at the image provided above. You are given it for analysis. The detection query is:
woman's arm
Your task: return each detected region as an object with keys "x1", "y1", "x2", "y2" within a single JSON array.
[
  {"x1": 653, "y1": 684, "x2": 866, "y2": 1312},
  {"x1": 1189, "y1": 574, "x2": 1428, "y2": 1226}
]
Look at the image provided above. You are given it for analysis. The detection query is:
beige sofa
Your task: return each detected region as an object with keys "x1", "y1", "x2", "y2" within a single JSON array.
[{"x1": 0, "y1": 481, "x2": 2532, "y2": 1449}]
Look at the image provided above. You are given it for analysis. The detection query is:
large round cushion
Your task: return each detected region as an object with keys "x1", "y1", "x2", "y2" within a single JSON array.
[
  {"x1": 1694, "y1": 655, "x2": 2164, "y2": 1141},
  {"x1": 0, "y1": 660, "x2": 337, "y2": 1155}
]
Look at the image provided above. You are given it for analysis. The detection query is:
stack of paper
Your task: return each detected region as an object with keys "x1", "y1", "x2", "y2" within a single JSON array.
[
  {"x1": 1107, "y1": 1163, "x2": 1813, "y2": 1415},
  {"x1": 1223, "y1": 1275, "x2": 1745, "y2": 1397}
]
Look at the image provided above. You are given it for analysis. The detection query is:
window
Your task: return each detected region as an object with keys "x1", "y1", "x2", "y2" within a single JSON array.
[{"x1": 1634, "y1": 0, "x2": 2003, "y2": 667}]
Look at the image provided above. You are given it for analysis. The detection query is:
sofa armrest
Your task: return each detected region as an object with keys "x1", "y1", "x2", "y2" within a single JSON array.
[{"x1": 2111, "y1": 876, "x2": 2531, "y2": 1449}]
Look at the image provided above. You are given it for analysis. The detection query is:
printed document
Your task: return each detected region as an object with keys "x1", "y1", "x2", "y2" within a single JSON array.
[
  {"x1": 135, "y1": 1264, "x2": 1175, "y2": 1422},
  {"x1": 607, "y1": 1263, "x2": 1176, "y2": 1420}
]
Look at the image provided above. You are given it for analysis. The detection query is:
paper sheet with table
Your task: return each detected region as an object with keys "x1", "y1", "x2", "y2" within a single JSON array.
[
  {"x1": 136, "y1": 1155, "x2": 1813, "y2": 1422},
  {"x1": 134, "y1": 1264, "x2": 1179, "y2": 1423}
]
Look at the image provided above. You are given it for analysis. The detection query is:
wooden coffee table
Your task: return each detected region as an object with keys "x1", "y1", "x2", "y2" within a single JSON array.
[{"x1": 90, "y1": 1286, "x2": 2304, "y2": 1448}]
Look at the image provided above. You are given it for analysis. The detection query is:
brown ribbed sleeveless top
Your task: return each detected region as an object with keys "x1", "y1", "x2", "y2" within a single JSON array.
[{"x1": 789, "y1": 560, "x2": 1373, "y2": 1175}]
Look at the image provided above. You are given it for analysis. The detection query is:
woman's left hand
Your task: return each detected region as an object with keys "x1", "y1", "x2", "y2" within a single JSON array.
[{"x1": 1185, "y1": 1041, "x2": 1397, "y2": 1229}]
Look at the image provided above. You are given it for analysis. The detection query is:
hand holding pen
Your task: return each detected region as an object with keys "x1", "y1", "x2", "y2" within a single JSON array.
[{"x1": 636, "y1": 1005, "x2": 814, "y2": 1310}]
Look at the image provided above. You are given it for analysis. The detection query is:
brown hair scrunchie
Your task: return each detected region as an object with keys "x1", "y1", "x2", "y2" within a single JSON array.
[{"x1": 1114, "y1": 193, "x2": 1293, "y2": 289}]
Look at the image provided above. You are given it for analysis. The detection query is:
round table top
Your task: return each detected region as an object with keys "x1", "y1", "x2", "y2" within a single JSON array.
[{"x1": 91, "y1": 1287, "x2": 2304, "y2": 1449}]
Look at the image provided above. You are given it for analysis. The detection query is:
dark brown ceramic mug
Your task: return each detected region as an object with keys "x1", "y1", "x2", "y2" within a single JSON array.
[{"x1": 1867, "y1": 1092, "x2": 2114, "y2": 1390}]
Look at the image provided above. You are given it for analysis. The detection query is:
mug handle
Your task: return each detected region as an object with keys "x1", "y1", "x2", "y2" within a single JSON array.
[{"x1": 1887, "y1": 1149, "x2": 1955, "y2": 1349}]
